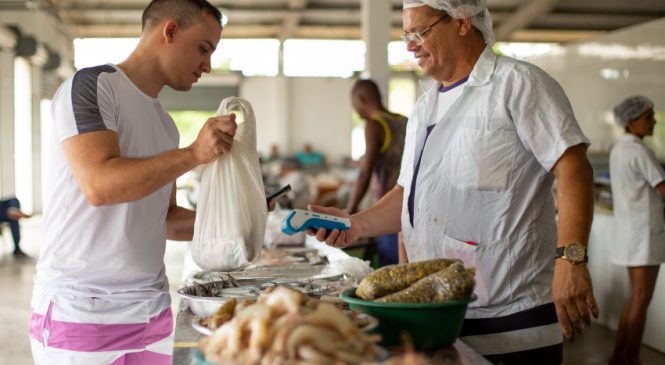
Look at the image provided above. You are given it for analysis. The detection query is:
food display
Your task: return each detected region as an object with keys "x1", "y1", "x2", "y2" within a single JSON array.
[
  {"x1": 376, "y1": 262, "x2": 475, "y2": 303},
  {"x1": 356, "y1": 258, "x2": 461, "y2": 300},
  {"x1": 195, "y1": 290, "x2": 378, "y2": 333},
  {"x1": 199, "y1": 287, "x2": 381, "y2": 365}
]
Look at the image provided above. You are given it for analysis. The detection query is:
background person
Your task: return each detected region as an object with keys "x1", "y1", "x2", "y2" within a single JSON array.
[
  {"x1": 295, "y1": 143, "x2": 326, "y2": 167},
  {"x1": 609, "y1": 96, "x2": 663, "y2": 365},
  {"x1": 347, "y1": 78, "x2": 407, "y2": 266},
  {"x1": 0, "y1": 196, "x2": 32, "y2": 259},
  {"x1": 309, "y1": 1, "x2": 599, "y2": 363}
]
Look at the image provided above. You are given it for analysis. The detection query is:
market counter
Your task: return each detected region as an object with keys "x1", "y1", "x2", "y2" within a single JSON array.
[
  {"x1": 171, "y1": 237, "x2": 492, "y2": 365},
  {"x1": 172, "y1": 301, "x2": 492, "y2": 365}
]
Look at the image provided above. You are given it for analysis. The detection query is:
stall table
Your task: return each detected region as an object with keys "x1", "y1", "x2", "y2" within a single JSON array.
[
  {"x1": 172, "y1": 302, "x2": 492, "y2": 365},
  {"x1": 172, "y1": 238, "x2": 492, "y2": 365}
]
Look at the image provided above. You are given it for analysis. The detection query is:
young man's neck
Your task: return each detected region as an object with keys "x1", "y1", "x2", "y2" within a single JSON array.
[{"x1": 117, "y1": 50, "x2": 165, "y2": 98}]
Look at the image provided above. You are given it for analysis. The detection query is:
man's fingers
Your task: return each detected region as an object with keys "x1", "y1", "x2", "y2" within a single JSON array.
[
  {"x1": 211, "y1": 115, "x2": 237, "y2": 136},
  {"x1": 218, "y1": 132, "x2": 234, "y2": 147},
  {"x1": 315, "y1": 228, "x2": 328, "y2": 242},
  {"x1": 334, "y1": 231, "x2": 348, "y2": 248},
  {"x1": 565, "y1": 301, "x2": 585, "y2": 335},
  {"x1": 587, "y1": 294, "x2": 599, "y2": 318},
  {"x1": 325, "y1": 229, "x2": 340, "y2": 246},
  {"x1": 554, "y1": 302, "x2": 573, "y2": 339},
  {"x1": 576, "y1": 298, "x2": 591, "y2": 326}
]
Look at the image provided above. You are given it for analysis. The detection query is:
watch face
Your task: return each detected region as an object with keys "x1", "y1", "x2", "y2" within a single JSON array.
[{"x1": 565, "y1": 244, "x2": 585, "y2": 262}]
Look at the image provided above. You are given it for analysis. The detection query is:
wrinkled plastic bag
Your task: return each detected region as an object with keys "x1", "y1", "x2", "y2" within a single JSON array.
[
  {"x1": 191, "y1": 97, "x2": 267, "y2": 271},
  {"x1": 319, "y1": 257, "x2": 373, "y2": 283}
]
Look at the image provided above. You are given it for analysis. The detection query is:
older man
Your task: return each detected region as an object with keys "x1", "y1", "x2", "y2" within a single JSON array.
[{"x1": 310, "y1": 0, "x2": 598, "y2": 363}]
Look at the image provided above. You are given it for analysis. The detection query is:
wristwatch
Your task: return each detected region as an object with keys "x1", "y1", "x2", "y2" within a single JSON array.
[{"x1": 555, "y1": 242, "x2": 588, "y2": 264}]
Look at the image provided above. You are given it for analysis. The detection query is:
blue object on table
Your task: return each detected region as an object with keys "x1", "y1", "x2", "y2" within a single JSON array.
[{"x1": 281, "y1": 209, "x2": 351, "y2": 235}]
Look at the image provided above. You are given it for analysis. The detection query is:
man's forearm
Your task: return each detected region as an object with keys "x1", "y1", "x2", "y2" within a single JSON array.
[
  {"x1": 79, "y1": 147, "x2": 199, "y2": 206},
  {"x1": 554, "y1": 145, "x2": 594, "y2": 247},
  {"x1": 354, "y1": 185, "x2": 403, "y2": 238}
]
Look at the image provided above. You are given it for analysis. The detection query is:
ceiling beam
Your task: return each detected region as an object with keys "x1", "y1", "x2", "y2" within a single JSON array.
[
  {"x1": 278, "y1": 0, "x2": 307, "y2": 40},
  {"x1": 495, "y1": 0, "x2": 561, "y2": 41}
]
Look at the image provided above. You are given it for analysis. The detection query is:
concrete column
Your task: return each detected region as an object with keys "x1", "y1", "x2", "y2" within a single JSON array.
[
  {"x1": 0, "y1": 49, "x2": 15, "y2": 197},
  {"x1": 30, "y1": 64, "x2": 42, "y2": 213},
  {"x1": 361, "y1": 0, "x2": 392, "y2": 102}
]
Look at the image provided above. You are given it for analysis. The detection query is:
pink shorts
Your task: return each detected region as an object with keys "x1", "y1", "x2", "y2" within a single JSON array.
[{"x1": 29, "y1": 292, "x2": 173, "y2": 365}]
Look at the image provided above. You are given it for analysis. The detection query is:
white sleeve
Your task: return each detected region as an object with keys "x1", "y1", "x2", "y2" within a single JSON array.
[
  {"x1": 51, "y1": 66, "x2": 118, "y2": 143},
  {"x1": 633, "y1": 147, "x2": 665, "y2": 188},
  {"x1": 508, "y1": 64, "x2": 590, "y2": 171}
]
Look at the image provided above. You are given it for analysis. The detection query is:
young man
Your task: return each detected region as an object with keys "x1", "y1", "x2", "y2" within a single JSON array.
[
  {"x1": 347, "y1": 79, "x2": 407, "y2": 266},
  {"x1": 30, "y1": 1, "x2": 234, "y2": 364},
  {"x1": 310, "y1": 1, "x2": 599, "y2": 363}
]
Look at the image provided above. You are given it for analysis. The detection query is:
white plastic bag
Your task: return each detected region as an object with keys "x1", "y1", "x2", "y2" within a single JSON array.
[
  {"x1": 191, "y1": 97, "x2": 267, "y2": 271},
  {"x1": 264, "y1": 206, "x2": 306, "y2": 248}
]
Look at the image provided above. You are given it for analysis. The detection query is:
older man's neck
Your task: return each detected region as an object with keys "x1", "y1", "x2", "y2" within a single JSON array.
[{"x1": 440, "y1": 39, "x2": 486, "y2": 88}]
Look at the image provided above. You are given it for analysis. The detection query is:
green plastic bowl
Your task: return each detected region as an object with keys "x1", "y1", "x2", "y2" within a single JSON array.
[{"x1": 340, "y1": 288, "x2": 476, "y2": 349}]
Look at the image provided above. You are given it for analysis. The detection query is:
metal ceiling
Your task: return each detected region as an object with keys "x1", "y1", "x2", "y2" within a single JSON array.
[{"x1": 1, "y1": 0, "x2": 664, "y2": 43}]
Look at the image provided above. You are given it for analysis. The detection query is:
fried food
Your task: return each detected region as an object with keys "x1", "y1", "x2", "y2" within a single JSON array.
[
  {"x1": 376, "y1": 262, "x2": 475, "y2": 303},
  {"x1": 200, "y1": 287, "x2": 381, "y2": 365},
  {"x1": 356, "y1": 258, "x2": 461, "y2": 300},
  {"x1": 199, "y1": 298, "x2": 238, "y2": 330}
]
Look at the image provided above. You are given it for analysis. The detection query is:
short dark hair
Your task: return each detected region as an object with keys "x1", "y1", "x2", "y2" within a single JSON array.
[
  {"x1": 352, "y1": 79, "x2": 382, "y2": 103},
  {"x1": 142, "y1": 0, "x2": 222, "y2": 32}
]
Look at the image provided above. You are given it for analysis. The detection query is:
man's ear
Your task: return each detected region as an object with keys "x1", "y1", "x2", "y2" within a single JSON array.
[
  {"x1": 457, "y1": 18, "x2": 474, "y2": 37},
  {"x1": 162, "y1": 20, "x2": 178, "y2": 44}
]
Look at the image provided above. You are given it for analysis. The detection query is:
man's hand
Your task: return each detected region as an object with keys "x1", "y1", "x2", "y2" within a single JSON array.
[
  {"x1": 552, "y1": 260, "x2": 599, "y2": 338},
  {"x1": 306, "y1": 205, "x2": 363, "y2": 248},
  {"x1": 190, "y1": 113, "x2": 238, "y2": 164}
]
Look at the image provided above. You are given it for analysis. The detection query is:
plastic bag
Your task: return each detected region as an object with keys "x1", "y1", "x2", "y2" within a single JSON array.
[
  {"x1": 191, "y1": 97, "x2": 267, "y2": 271},
  {"x1": 263, "y1": 206, "x2": 306, "y2": 248}
]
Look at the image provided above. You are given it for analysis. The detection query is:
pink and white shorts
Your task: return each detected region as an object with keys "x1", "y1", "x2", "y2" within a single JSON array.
[{"x1": 29, "y1": 291, "x2": 173, "y2": 365}]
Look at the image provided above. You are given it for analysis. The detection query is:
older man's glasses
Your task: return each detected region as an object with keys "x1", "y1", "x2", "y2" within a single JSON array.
[{"x1": 401, "y1": 15, "x2": 449, "y2": 45}]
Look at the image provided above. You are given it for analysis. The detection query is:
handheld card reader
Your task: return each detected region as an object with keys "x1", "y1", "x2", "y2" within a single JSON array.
[{"x1": 281, "y1": 209, "x2": 351, "y2": 235}]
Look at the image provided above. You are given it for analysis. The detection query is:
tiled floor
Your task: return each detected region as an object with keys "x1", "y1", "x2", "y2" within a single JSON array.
[{"x1": 1, "y1": 215, "x2": 664, "y2": 364}]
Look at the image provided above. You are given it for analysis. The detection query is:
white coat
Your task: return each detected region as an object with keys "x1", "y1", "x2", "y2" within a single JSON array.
[
  {"x1": 609, "y1": 134, "x2": 665, "y2": 266},
  {"x1": 397, "y1": 47, "x2": 590, "y2": 319}
]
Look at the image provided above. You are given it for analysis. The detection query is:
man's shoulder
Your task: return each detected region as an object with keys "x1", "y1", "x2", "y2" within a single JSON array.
[
  {"x1": 72, "y1": 64, "x2": 118, "y2": 82},
  {"x1": 70, "y1": 64, "x2": 120, "y2": 91},
  {"x1": 494, "y1": 54, "x2": 551, "y2": 80}
]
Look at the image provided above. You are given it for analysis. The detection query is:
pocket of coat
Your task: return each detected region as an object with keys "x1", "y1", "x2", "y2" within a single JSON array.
[
  {"x1": 449, "y1": 127, "x2": 516, "y2": 191},
  {"x1": 442, "y1": 234, "x2": 513, "y2": 308}
]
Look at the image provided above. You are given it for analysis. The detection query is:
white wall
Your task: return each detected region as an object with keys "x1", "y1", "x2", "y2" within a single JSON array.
[
  {"x1": 528, "y1": 18, "x2": 665, "y2": 352},
  {"x1": 527, "y1": 17, "x2": 665, "y2": 158},
  {"x1": 241, "y1": 77, "x2": 354, "y2": 162}
]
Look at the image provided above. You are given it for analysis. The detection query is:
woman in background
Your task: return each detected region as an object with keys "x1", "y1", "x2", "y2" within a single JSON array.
[{"x1": 609, "y1": 96, "x2": 663, "y2": 365}]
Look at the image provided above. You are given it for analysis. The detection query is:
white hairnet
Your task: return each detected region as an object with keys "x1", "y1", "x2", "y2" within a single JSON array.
[
  {"x1": 613, "y1": 96, "x2": 654, "y2": 128},
  {"x1": 403, "y1": 0, "x2": 494, "y2": 44}
]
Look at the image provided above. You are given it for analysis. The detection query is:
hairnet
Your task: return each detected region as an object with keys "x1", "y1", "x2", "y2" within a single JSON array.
[
  {"x1": 403, "y1": 0, "x2": 494, "y2": 44},
  {"x1": 613, "y1": 96, "x2": 654, "y2": 128}
]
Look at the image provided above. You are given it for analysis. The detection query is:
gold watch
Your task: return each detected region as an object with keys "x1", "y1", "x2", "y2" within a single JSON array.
[{"x1": 555, "y1": 242, "x2": 588, "y2": 264}]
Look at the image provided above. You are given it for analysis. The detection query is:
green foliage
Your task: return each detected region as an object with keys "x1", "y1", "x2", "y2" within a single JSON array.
[{"x1": 169, "y1": 110, "x2": 215, "y2": 148}]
